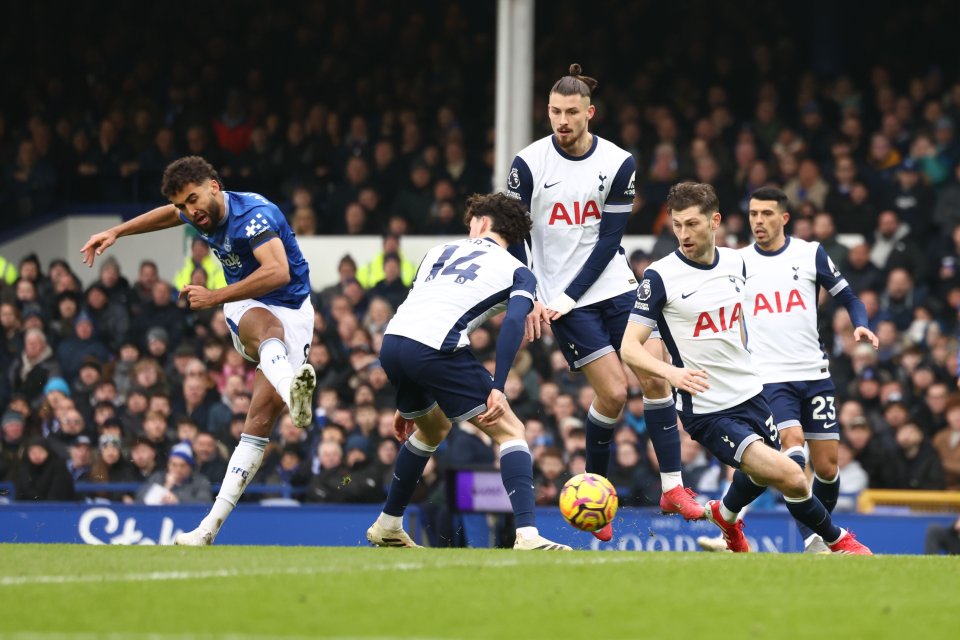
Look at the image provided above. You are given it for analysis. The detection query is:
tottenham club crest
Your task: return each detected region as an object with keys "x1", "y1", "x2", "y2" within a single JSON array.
[
  {"x1": 508, "y1": 168, "x2": 520, "y2": 190},
  {"x1": 638, "y1": 279, "x2": 652, "y2": 301}
]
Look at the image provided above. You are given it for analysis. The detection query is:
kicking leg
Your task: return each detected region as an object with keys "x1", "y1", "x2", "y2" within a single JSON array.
[
  {"x1": 740, "y1": 441, "x2": 870, "y2": 555},
  {"x1": 175, "y1": 371, "x2": 285, "y2": 545},
  {"x1": 239, "y1": 307, "x2": 315, "y2": 427}
]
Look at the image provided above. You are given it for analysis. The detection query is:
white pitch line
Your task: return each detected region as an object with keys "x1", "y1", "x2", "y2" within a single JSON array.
[{"x1": 0, "y1": 553, "x2": 642, "y2": 587}]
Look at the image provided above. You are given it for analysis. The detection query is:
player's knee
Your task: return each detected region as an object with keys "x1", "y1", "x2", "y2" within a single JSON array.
[
  {"x1": 638, "y1": 375, "x2": 669, "y2": 400},
  {"x1": 780, "y1": 469, "x2": 810, "y2": 498},
  {"x1": 598, "y1": 384, "x2": 627, "y2": 412},
  {"x1": 814, "y1": 461, "x2": 839, "y2": 482}
]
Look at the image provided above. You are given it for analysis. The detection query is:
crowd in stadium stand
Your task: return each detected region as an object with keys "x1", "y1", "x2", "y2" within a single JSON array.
[{"x1": 2, "y1": 2, "x2": 960, "y2": 526}]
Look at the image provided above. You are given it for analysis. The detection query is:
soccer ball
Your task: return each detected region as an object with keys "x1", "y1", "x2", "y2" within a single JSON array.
[{"x1": 558, "y1": 473, "x2": 618, "y2": 532}]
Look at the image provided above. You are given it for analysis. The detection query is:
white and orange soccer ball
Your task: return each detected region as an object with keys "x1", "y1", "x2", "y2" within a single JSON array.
[{"x1": 558, "y1": 472, "x2": 618, "y2": 532}]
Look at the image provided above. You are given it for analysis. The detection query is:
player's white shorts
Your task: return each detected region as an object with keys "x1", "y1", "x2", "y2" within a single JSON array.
[{"x1": 223, "y1": 296, "x2": 314, "y2": 368}]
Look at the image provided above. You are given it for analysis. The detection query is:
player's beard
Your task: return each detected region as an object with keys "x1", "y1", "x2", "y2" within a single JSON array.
[{"x1": 198, "y1": 198, "x2": 222, "y2": 231}]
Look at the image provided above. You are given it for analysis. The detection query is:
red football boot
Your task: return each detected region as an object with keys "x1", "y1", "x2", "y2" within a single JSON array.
[
  {"x1": 591, "y1": 523, "x2": 613, "y2": 542},
  {"x1": 703, "y1": 500, "x2": 749, "y2": 552},
  {"x1": 827, "y1": 531, "x2": 873, "y2": 555},
  {"x1": 660, "y1": 486, "x2": 706, "y2": 520}
]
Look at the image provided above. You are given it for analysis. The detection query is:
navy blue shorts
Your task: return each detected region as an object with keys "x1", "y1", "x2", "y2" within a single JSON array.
[
  {"x1": 552, "y1": 290, "x2": 637, "y2": 371},
  {"x1": 762, "y1": 379, "x2": 839, "y2": 441},
  {"x1": 680, "y1": 394, "x2": 780, "y2": 468},
  {"x1": 379, "y1": 334, "x2": 493, "y2": 423}
]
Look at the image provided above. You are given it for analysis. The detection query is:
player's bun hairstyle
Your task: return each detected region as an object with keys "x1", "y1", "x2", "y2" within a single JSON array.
[
  {"x1": 666, "y1": 182, "x2": 720, "y2": 216},
  {"x1": 750, "y1": 186, "x2": 790, "y2": 212},
  {"x1": 463, "y1": 193, "x2": 532, "y2": 246},
  {"x1": 550, "y1": 63, "x2": 598, "y2": 99},
  {"x1": 161, "y1": 156, "x2": 222, "y2": 198}
]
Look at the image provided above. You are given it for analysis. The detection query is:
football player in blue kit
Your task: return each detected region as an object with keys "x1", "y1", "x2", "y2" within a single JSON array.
[
  {"x1": 81, "y1": 155, "x2": 317, "y2": 545},
  {"x1": 621, "y1": 182, "x2": 872, "y2": 554},
  {"x1": 366, "y1": 193, "x2": 570, "y2": 550}
]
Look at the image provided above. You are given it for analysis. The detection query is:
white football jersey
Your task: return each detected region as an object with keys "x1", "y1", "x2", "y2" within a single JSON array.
[
  {"x1": 740, "y1": 237, "x2": 851, "y2": 383},
  {"x1": 385, "y1": 238, "x2": 536, "y2": 351},
  {"x1": 630, "y1": 248, "x2": 762, "y2": 414},
  {"x1": 506, "y1": 135, "x2": 637, "y2": 307}
]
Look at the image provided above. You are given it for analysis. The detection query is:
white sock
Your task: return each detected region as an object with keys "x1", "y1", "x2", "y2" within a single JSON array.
[
  {"x1": 377, "y1": 513, "x2": 403, "y2": 530},
  {"x1": 259, "y1": 338, "x2": 294, "y2": 406},
  {"x1": 827, "y1": 528, "x2": 847, "y2": 545},
  {"x1": 719, "y1": 502, "x2": 739, "y2": 523},
  {"x1": 200, "y1": 434, "x2": 268, "y2": 535},
  {"x1": 516, "y1": 526, "x2": 539, "y2": 539},
  {"x1": 661, "y1": 471, "x2": 683, "y2": 492}
]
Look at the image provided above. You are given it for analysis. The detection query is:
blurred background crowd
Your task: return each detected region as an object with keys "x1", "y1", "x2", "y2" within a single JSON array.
[{"x1": 1, "y1": 1, "x2": 960, "y2": 536}]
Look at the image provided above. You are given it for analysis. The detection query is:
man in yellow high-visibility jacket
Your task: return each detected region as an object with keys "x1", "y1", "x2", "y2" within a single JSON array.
[
  {"x1": 173, "y1": 237, "x2": 227, "y2": 291},
  {"x1": 355, "y1": 233, "x2": 416, "y2": 289}
]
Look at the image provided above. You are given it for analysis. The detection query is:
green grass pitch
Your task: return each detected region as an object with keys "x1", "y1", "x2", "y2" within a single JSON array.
[{"x1": 0, "y1": 545, "x2": 957, "y2": 639}]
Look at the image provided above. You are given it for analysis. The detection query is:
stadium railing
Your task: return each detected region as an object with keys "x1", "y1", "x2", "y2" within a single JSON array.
[{"x1": 857, "y1": 489, "x2": 960, "y2": 513}]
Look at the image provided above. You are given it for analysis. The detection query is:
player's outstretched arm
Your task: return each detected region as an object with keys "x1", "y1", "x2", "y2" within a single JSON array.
[
  {"x1": 182, "y1": 237, "x2": 290, "y2": 310},
  {"x1": 621, "y1": 323, "x2": 709, "y2": 395},
  {"x1": 80, "y1": 204, "x2": 183, "y2": 268}
]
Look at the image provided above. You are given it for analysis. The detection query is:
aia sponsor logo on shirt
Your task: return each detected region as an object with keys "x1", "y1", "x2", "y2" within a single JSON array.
[{"x1": 547, "y1": 200, "x2": 601, "y2": 225}]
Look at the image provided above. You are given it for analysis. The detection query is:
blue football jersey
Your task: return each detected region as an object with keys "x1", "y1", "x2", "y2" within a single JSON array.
[{"x1": 178, "y1": 191, "x2": 311, "y2": 308}]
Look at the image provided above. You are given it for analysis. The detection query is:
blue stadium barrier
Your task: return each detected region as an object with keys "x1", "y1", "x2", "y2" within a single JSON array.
[{"x1": 0, "y1": 502, "x2": 952, "y2": 553}]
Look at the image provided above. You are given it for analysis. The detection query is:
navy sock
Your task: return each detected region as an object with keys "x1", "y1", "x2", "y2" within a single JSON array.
[
  {"x1": 383, "y1": 437, "x2": 434, "y2": 517},
  {"x1": 500, "y1": 441, "x2": 536, "y2": 528},
  {"x1": 783, "y1": 446, "x2": 817, "y2": 540},
  {"x1": 721, "y1": 470, "x2": 767, "y2": 513},
  {"x1": 785, "y1": 494, "x2": 841, "y2": 543},
  {"x1": 643, "y1": 397, "x2": 681, "y2": 474},
  {"x1": 584, "y1": 405, "x2": 617, "y2": 477},
  {"x1": 813, "y1": 472, "x2": 839, "y2": 514}
]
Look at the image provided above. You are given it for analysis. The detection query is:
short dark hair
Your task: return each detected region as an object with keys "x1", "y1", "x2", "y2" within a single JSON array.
[
  {"x1": 462, "y1": 193, "x2": 532, "y2": 245},
  {"x1": 750, "y1": 186, "x2": 789, "y2": 211},
  {"x1": 550, "y1": 63, "x2": 598, "y2": 99},
  {"x1": 161, "y1": 156, "x2": 221, "y2": 199},
  {"x1": 666, "y1": 182, "x2": 719, "y2": 215}
]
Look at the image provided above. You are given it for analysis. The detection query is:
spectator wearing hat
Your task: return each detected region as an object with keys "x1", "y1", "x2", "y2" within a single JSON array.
[
  {"x1": 932, "y1": 395, "x2": 960, "y2": 490},
  {"x1": 886, "y1": 158, "x2": 935, "y2": 240},
  {"x1": 263, "y1": 443, "x2": 311, "y2": 499},
  {"x1": 15, "y1": 436, "x2": 75, "y2": 501},
  {"x1": 89, "y1": 432, "x2": 138, "y2": 502},
  {"x1": 9, "y1": 328, "x2": 62, "y2": 408},
  {"x1": 135, "y1": 441, "x2": 212, "y2": 504},
  {"x1": 83, "y1": 281, "x2": 130, "y2": 352},
  {"x1": 66, "y1": 434, "x2": 93, "y2": 483},
  {"x1": 144, "y1": 327, "x2": 171, "y2": 366},
  {"x1": 54, "y1": 312, "x2": 110, "y2": 380}
]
